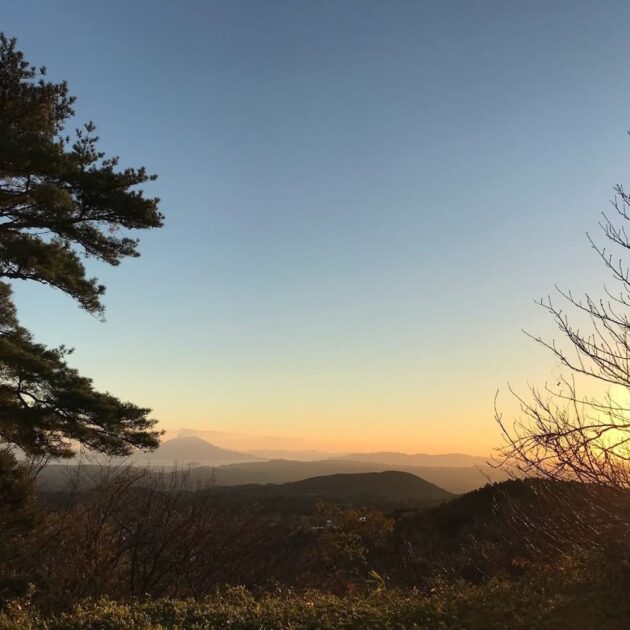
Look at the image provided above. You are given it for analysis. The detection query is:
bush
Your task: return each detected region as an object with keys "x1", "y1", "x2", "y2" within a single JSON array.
[{"x1": 1, "y1": 554, "x2": 629, "y2": 630}]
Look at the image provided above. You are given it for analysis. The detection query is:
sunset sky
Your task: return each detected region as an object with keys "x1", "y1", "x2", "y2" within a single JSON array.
[{"x1": 4, "y1": 0, "x2": 630, "y2": 454}]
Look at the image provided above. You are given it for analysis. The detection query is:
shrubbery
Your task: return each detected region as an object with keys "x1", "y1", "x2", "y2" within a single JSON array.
[
  {"x1": 0, "y1": 554, "x2": 628, "y2": 629},
  {"x1": 2, "y1": 466, "x2": 630, "y2": 627}
]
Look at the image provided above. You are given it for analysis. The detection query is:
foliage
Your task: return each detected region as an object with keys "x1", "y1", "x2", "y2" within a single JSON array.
[
  {"x1": 0, "y1": 449, "x2": 36, "y2": 592},
  {"x1": 0, "y1": 449, "x2": 35, "y2": 535},
  {"x1": 0, "y1": 34, "x2": 163, "y2": 457},
  {"x1": 16, "y1": 464, "x2": 316, "y2": 605},
  {"x1": 1, "y1": 472, "x2": 629, "y2": 627},
  {"x1": 389, "y1": 478, "x2": 630, "y2": 584},
  {"x1": 0, "y1": 554, "x2": 629, "y2": 629},
  {"x1": 11, "y1": 468, "x2": 630, "y2": 607},
  {"x1": 313, "y1": 500, "x2": 394, "y2": 589},
  {"x1": 0, "y1": 284, "x2": 157, "y2": 456}
]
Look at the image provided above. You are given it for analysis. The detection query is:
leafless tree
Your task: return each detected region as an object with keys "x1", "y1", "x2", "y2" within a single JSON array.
[
  {"x1": 496, "y1": 183, "x2": 630, "y2": 489},
  {"x1": 25, "y1": 461, "x2": 311, "y2": 607}
]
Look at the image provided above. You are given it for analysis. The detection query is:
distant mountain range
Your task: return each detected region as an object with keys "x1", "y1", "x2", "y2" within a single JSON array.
[
  {"x1": 139, "y1": 437, "x2": 489, "y2": 465},
  {"x1": 134, "y1": 438, "x2": 506, "y2": 493},
  {"x1": 39, "y1": 437, "x2": 505, "y2": 494},
  {"x1": 245, "y1": 449, "x2": 339, "y2": 461},
  {"x1": 136, "y1": 436, "x2": 263, "y2": 465},
  {"x1": 178, "y1": 457, "x2": 507, "y2": 494},
  {"x1": 336, "y1": 451, "x2": 490, "y2": 468},
  {"x1": 133, "y1": 438, "x2": 490, "y2": 471},
  {"x1": 36, "y1": 464, "x2": 453, "y2": 507}
]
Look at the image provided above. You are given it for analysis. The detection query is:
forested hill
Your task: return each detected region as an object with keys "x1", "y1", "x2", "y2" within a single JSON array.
[{"x1": 280, "y1": 470, "x2": 453, "y2": 501}]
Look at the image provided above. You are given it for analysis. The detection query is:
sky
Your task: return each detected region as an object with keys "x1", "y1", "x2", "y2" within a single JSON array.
[{"x1": 4, "y1": 0, "x2": 630, "y2": 454}]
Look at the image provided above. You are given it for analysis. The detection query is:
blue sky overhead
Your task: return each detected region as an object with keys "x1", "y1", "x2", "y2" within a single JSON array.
[{"x1": 4, "y1": 0, "x2": 630, "y2": 452}]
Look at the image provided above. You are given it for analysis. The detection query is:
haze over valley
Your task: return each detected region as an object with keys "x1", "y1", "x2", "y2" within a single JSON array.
[{"x1": 41, "y1": 434, "x2": 506, "y2": 495}]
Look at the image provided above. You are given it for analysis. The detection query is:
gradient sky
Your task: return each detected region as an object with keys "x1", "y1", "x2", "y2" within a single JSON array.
[{"x1": 4, "y1": 0, "x2": 630, "y2": 454}]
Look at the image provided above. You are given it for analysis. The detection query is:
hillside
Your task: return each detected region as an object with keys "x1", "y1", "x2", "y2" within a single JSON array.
[
  {"x1": 214, "y1": 470, "x2": 453, "y2": 506},
  {"x1": 184, "y1": 458, "x2": 507, "y2": 493},
  {"x1": 280, "y1": 470, "x2": 453, "y2": 502},
  {"x1": 35, "y1": 466, "x2": 452, "y2": 507},
  {"x1": 34, "y1": 457, "x2": 507, "y2": 494}
]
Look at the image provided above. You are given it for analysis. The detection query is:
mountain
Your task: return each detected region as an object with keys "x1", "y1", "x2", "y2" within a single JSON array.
[
  {"x1": 245, "y1": 449, "x2": 339, "y2": 461},
  {"x1": 392, "y1": 478, "x2": 630, "y2": 567},
  {"x1": 336, "y1": 451, "x2": 489, "y2": 468},
  {"x1": 183, "y1": 458, "x2": 507, "y2": 494},
  {"x1": 177, "y1": 428, "x2": 333, "y2": 454},
  {"x1": 35, "y1": 459, "x2": 506, "y2": 494},
  {"x1": 208, "y1": 470, "x2": 453, "y2": 508},
  {"x1": 280, "y1": 471, "x2": 453, "y2": 502},
  {"x1": 136, "y1": 437, "x2": 263, "y2": 465}
]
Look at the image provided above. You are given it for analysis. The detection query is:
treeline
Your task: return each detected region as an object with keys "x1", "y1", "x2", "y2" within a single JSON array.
[
  {"x1": 0, "y1": 454, "x2": 397, "y2": 609},
  {"x1": 3, "y1": 449, "x2": 630, "y2": 615}
]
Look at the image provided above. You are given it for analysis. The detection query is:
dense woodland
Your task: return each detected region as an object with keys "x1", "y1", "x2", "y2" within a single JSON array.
[{"x1": 2, "y1": 463, "x2": 630, "y2": 628}]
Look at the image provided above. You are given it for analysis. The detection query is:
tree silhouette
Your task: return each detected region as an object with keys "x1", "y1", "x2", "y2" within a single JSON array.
[
  {"x1": 0, "y1": 35, "x2": 163, "y2": 457},
  {"x1": 497, "y1": 178, "x2": 630, "y2": 487}
]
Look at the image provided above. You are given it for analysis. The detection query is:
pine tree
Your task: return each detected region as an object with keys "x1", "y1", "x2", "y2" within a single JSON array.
[{"x1": 0, "y1": 34, "x2": 163, "y2": 457}]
